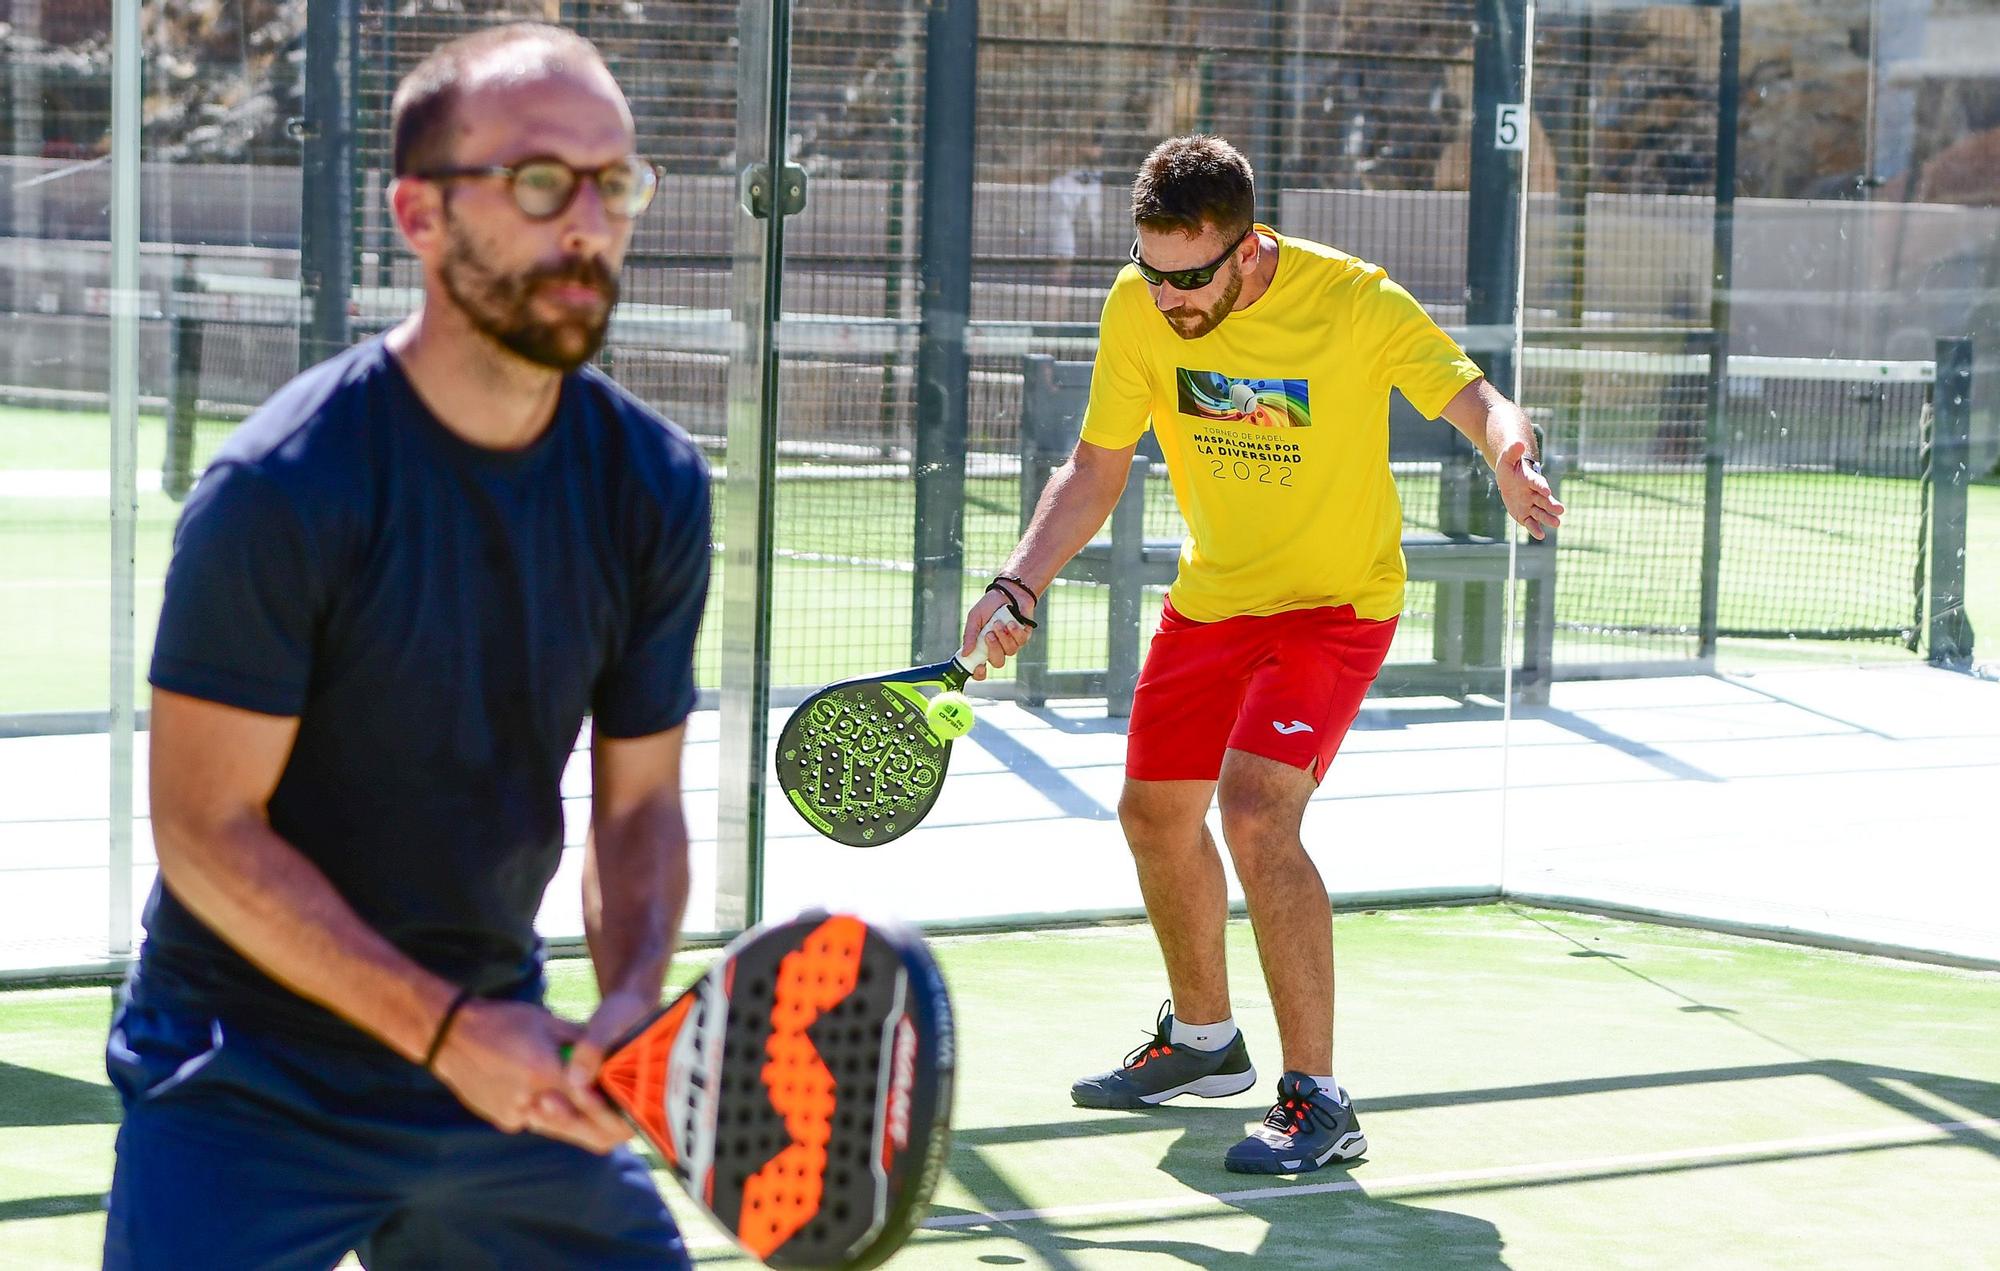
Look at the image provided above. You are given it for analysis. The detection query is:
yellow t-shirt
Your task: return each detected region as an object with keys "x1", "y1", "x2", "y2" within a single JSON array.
[{"x1": 1078, "y1": 228, "x2": 1484, "y2": 622}]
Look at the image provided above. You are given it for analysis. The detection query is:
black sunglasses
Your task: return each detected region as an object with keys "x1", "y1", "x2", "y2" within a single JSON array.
[
  {"x1": 413, "y1": 155, "x2": 660, "y2": 220},
  {"x1": 1129, "y1": 225, "x2": 1253, "y2": 291}
]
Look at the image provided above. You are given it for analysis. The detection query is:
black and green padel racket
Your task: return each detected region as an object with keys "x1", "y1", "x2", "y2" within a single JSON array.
[{"x1": 775, "y1": 613, "x2": 1012, "y2": 846}]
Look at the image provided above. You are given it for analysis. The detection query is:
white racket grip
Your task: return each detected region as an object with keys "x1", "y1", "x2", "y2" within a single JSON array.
[{"x1": 957, "y1": 608, "x2": 1015, "y2": 675}]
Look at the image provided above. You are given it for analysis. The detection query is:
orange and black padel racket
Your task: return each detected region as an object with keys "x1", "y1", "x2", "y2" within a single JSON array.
[{"x1": 595, "y1": 911, "x2": 954, "y2": 1270}]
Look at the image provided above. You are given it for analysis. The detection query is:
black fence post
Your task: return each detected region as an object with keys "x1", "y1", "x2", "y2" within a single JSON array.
[
  {"x1": 1698, "y1": 0, "x2": 1740, "y2": 661},
  {"x1": 1460, "y1": 0, "x2": 1528, "y2": 680},
  {"x1": 912, "y1": 0, "x2": 977, "y2": 663},
  {"x1": 299, "y1": 0, "x2": 356, "y2": 370},
  {"x1": 1250, "y1": 0, "x2": 1288, "y2": 227},
  {"x1": 163, "y1": 254, "x2": 202, "y2": 501},
  {"x1": 1929, "y1": 337, "x2": 1975, "y2": 667}
]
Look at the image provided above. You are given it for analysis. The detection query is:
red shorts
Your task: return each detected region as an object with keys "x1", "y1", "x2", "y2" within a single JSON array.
[{"x1": 1125, "y1": 599, "x2": 1398, "y2": 783}]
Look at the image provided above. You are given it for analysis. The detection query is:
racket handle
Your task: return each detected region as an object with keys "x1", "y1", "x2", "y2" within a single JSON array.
[
  {"x1": 557, "y1": 1041, "x2": 610, "y2": 1095},
  {"x1": 957, "y1": 608, "x2": 1013, "y2": 676}
]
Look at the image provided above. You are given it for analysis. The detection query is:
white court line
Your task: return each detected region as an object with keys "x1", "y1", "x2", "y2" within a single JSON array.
[{"x1": 679, "y1": 1115, "x2": 2000, "y2": 1250}]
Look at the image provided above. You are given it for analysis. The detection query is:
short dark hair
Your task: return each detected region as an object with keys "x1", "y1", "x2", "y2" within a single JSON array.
[
  {"x1": 1130, "y1": 135, "x2": 1255, "y2": 239},
  {"x1": 390, "y1": 23, "x2": 606, "y2": 177}
]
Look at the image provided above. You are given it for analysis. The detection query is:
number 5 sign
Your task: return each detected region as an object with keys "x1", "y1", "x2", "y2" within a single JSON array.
[{"x1": 1495, "y1": 103, "x2": 1527, "y2": 152}]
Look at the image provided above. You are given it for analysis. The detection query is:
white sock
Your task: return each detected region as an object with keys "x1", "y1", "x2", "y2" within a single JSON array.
[
  {"x1": 1309, "y1": 1074, "x2": 1345, "y2": 1103},
  {"x1": 1168, "y1": 1014, "x2": 1237, "y2": 1052}
]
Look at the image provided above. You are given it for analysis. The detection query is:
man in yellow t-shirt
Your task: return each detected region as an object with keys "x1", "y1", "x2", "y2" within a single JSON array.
[{"x1": 962, "y1": 135, "x2": 1562, "y2": 1175}]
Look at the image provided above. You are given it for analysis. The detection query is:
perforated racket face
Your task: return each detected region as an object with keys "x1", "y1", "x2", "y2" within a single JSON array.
[
  {"x1": 598, "y1": 913, "x2": 955, "y2": 1271},
  {"x1": 775, "y1": 676, "x2": 955, "y2": 847}
]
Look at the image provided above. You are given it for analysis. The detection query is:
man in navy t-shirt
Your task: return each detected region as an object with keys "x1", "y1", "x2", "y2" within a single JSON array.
[{"x1": 104, "y1": 24, "x2": 708, "y2": 1269}]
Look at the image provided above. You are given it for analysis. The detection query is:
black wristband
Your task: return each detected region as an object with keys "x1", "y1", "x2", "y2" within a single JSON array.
[{"x1": 423, "y1": 987, "x2": 475, "y2": 1071}]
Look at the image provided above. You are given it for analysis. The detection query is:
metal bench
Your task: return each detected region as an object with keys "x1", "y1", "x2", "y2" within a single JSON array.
[{"x1": 1014, "y1": 354, "x2": 1556, "y2": 715}]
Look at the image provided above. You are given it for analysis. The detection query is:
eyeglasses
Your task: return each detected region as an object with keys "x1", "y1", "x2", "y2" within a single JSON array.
[
  {"x1": 412, "y1": 155, "x2": 660, "y2": 220},
  {"x1": 1129, "y1": 225, "x2": 1252, "y2": 291}
]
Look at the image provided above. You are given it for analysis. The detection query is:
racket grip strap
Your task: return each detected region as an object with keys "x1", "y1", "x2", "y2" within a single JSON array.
[
  {"x1": 983, "y1": 580, "x2": 1038, "y2": 628},
  {"x1": 423, "y1": 986, "x2": 476, "y2": 1070}
]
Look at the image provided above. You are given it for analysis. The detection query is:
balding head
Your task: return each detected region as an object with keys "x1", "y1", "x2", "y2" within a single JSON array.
[
  {"x1": 385, "y1": 23, "x2": 644, "y2": 376},
  {"x1": 391, "y1": 23, "x2": 622, "y2": 177}
]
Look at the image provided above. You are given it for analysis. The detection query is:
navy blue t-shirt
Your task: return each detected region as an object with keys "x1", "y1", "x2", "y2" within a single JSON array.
[{"x1": 135, "y1": 337, "x2": 711, "y2": 1048}]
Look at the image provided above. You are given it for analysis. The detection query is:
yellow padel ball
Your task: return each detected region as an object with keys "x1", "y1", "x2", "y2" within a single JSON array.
[{"x1": 924, "y1": 690, "x2": 976, "y2": 741}]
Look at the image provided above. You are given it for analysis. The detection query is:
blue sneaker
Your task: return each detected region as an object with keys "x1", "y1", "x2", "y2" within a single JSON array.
[
  {"x1": 1071, "y1": 1001, "x2": 1257, "y2": 1110},
  {"x1": 1223, "y1": 1071, "x2": 1367, "y2": 1174}
]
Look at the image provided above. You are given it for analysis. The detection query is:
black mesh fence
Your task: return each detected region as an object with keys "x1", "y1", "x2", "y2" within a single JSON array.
[
  {"x1": 1530, "y1": 347, "x2": 1934, "y2": 663},
  {"x1": 1527, "y1": 2, "x2": 1723, "y2": 331},
  {"x1": 1523, "y1": 1, "x2": 1724, "y2": 665},
  {"x1": 1716, "y1": 361, "x2": 1932, "y2": 643},
  {"x1": 1, "y1": 0, "x2": 1963, "y2": 710}
]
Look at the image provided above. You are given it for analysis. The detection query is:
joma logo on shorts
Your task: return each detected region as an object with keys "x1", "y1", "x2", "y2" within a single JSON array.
[{"x1": 1272, "y1": 720, "x2": 1314, "y2": 735}]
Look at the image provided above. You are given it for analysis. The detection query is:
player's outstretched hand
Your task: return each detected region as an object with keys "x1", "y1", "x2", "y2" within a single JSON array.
[
  {"x1": 430, "y1": 998, "x2": 628, "y2": 1155},
  {"x1": 960, "y1": 585, "x2": 1036, "y2": 680},
  {"x1": 1496, "y1": 439, "x2": 1564, "y2": 540}
]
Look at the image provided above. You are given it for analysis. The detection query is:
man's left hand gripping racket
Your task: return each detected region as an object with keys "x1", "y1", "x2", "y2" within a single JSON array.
[
  {"x1": 595, "y1": 910, "x2": 954, "y2": 1270},
  {"x1": 775, "y1": 613, "x2": 1016, "y2": 846}
]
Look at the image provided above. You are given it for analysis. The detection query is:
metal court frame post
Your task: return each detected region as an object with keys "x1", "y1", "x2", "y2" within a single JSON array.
[
  {"x1": 911, "y1": 0, "x2": 978, "y2": 663},
  {"x1": 717, "y1": 0, "x2": 799, "y2": 930},
  {"x1": 1462, "y1": 0, "x2": 1530, "y2": 676},
  {"x1": 108, "y1": 0, "x2": 142, "y2": 959},
  {"x1": 1697, "y1": 0, "x2": 1740, "y2": 662},
  {"x1": 1928, "y1": 337, "x2": 1974, "y2": 667},
  {"x1": 300, "y1": 0, "x2": 357, "y2": 369}
]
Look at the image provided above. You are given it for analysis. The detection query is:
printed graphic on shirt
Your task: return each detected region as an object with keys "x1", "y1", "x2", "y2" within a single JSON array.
[
  {"x1": 1178, "y1": 368, "x2": 1311, "y2": 489},
  {"x1": 1176, "y1": 369, "x2": 1312, "y2": 430}
]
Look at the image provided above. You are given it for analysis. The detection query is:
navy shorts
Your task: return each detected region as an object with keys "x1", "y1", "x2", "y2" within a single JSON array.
[{"x1": 102, "y1": 996, "x2": 691, "y2": 1271}]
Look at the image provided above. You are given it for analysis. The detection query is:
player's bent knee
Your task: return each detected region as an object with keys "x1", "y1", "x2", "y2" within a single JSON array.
[
  {"x1": 1117, "y1": 793, "x2": 1205, "y2": 854},
  {"x1": 1216, "y1": 799, "x2": 1306, "y2": 862}
]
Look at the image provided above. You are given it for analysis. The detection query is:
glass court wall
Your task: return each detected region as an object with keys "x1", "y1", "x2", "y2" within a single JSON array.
[
  {"x1": 1498, "y1": 0, "x2": 1996, "y2": 964},
  {"x1": 0, "y1": 0, "x2": 1993, "y2": 976}
]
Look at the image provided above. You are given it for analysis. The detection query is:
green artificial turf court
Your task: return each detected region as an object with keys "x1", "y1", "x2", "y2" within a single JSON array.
[{"x1": 5, "y1": 905, "x2": 1997, "y2": 1268}]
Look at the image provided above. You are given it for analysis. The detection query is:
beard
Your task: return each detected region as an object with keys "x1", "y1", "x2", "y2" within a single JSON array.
[
  {"x1": 1163, "y1": 260, "x2": 1244, "y2": 340},
  {"x1": 439, "y1": 218, "x2": 617, "y2": 372}
]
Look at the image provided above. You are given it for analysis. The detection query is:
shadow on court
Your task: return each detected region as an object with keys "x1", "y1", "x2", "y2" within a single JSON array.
[
  {"x1": 1151, "y1": 1111, "x2": 1507, "y2": 1270},
  {"x1": 926, "y1": 1055, "x2": 2000, "y2": 1268},
  {"x1": 929, "y1": 1103, "x2": 1507, "y2": 1270},
  {"x1": 0, "y1": 1060, "x2": 118, "y2": 1128},
  {"x1": 0, "y1": 1193, "x2": 104, "y2": 1223}
]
